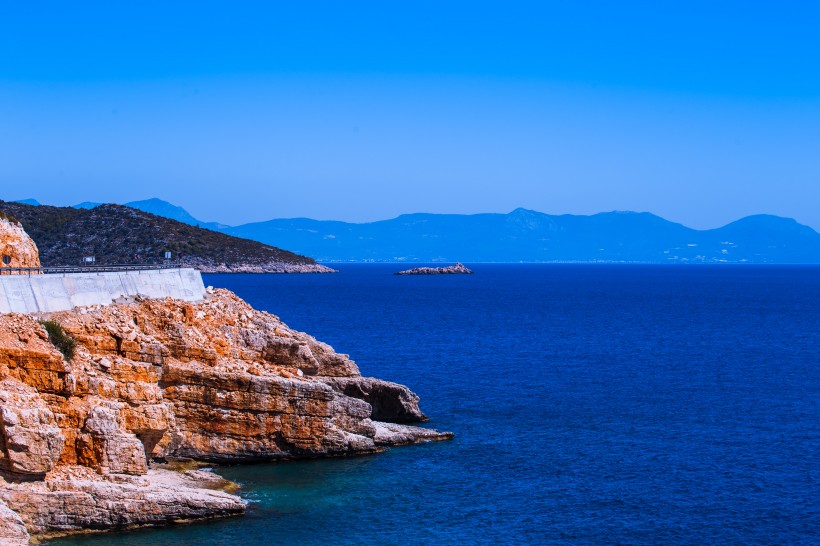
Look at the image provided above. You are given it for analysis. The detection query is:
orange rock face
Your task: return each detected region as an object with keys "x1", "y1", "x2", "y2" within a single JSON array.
[
  {"x1": 0, "y1": 289, "x2": 450, "y2": 541},
  {"x1": 0, "y1": 219, "x2": 40, "y2": 271}
]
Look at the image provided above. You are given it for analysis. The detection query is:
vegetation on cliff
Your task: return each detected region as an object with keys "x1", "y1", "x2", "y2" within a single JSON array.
[
  {"x1": 0, "y1": 201, "x2": 330, "y2": 272},
  {"x1": 0, "y1": 210, "x2": 19, "y2": 223},
  {"x1": 40, "y1": 320, "x2": 76, "y2": 361}
]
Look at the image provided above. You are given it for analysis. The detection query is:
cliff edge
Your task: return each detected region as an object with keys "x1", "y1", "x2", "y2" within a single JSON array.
[{"x1": 0, "y1": 288, "x2": 451, "y2": 542}]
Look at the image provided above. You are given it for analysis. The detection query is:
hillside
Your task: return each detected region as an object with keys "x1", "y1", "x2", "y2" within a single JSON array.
[{"x1": 0, "y1": 201, "x2": 333, "y2": 273}]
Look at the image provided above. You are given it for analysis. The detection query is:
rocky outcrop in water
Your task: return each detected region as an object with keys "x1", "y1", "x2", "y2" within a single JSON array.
[
  {"x1": 0, "y1": 218, "x2": 40, "y2": 272},
  {"x1": 395, "y1": 262, "x2": 473, "y2": 275},
  {"x1": 0, "y1": 289, "x2": 451, "y2": 542}
]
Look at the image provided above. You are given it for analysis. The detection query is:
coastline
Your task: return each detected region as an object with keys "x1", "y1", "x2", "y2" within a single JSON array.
[
  {"x1": 193, "y1": 262, "x2": 337, "y2": 274},
  {"x1": 0, "y1": 287, "x2": 450, "y2": 543}
]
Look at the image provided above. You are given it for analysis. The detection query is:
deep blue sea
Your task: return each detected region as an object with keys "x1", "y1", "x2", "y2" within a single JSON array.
[{"x1": 51, "y1": 265, "x2": 820, "y2": 545}]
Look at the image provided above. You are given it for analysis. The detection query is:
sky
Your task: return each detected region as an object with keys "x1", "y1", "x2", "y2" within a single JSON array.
[{"x1": 1, "y1": 1, "x2": 819, "y2": 229}]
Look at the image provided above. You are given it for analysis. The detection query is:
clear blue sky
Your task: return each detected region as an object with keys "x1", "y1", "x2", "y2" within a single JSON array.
[{"x1": 1, "y1": 1, "x2": 819, "y2": 229}]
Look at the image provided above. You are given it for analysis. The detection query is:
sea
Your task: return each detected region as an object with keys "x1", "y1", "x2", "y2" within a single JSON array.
[{"x1": 50, "y1": 264, "x2": 820, "y2": 545}]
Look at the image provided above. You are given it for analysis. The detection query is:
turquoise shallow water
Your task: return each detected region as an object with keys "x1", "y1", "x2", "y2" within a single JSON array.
[{"x1": 50, "y1": 265, "x2": 820, "y2": 545}]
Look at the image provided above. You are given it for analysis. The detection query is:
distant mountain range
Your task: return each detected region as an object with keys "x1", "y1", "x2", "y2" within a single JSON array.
[
  {"x1": 13, "y1": 198, "x2": 820, "y2": 263},
  {"x1": 114, "y1": 198, "x2": 230, "y2": 231},
  {"x1": 224, "y1": 209, "x2": 820, "y2": 263}
]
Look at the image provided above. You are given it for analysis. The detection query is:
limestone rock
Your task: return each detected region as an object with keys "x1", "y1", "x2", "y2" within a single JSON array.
[
  {"x1": 0, "y1": 498, "x2": 29, "y2": 546},
  {"x1": 0, "y1": 466, "x2": 245, "y2": 537},
  {"x1": 321, "y1": 376, "x2": 428, "y2": 422},
  {"x1": 76, "y1": 400, "x2": 148, "y2": 475},
  {"x1": 0, "y1": 314, "x2": 69, "y2": 394},
  {"x1": 0, "y1": 218, "x2": 40, "y2": 271},
  {"x1": 0, "y1": 378, "x2": 64, "y2": 475},
  {"x1": 160, "y1": 359, "x2": 381, "y2": 461},
  {"x1": 0, "y1": 288, "x2": 451, "y2": 541},
  {"x1": 373, "y1": 421, "x2": 455, "y2": 445}
]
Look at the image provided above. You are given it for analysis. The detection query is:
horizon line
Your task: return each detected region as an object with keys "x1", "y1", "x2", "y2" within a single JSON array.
[{"x1": 3, "y1": 197, "x2": 817, "y2": 234}]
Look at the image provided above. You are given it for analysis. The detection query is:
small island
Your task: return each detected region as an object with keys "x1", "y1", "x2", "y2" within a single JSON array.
[{"x1": 395, "y1": 262, "x2": 474, "y2": 275}]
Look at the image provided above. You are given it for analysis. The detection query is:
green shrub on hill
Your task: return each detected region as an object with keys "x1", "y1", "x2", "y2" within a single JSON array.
[{"x1": 41, "y1": 320, "x2": 76, "y2": 361}]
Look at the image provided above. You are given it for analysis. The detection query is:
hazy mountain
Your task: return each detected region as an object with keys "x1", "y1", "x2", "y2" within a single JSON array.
[
  {"x1": 223, "y1": 208, "x2": 820, "y2": 263},
  {"x1": 73, "y1": 201, "x2": 102, "y2": 209},
  {"x1": 12, "y1": 197, "x2": 228, "y2": 228},
  {"x1": 123, "y1": 198, "x2": 228, "y2": 230}
]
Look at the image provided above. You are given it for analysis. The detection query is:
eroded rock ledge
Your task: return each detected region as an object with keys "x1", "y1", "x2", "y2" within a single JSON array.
[{"x1": 0, "y1": 289, "x2": 451, "y2": 543}]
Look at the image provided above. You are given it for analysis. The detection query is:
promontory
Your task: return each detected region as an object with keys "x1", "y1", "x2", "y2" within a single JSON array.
[
  {"x1": 0, "y1": 201, "x2": 334, "y2": 273},
  {"x1": 0, "y1": 219, "x2": 451, "y2": 544}
]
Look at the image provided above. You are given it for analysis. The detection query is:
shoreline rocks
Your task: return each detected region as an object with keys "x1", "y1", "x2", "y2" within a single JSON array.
[
  {"x1": 190, "y1": 260, "x2": 337, "y2": 274},
  {"x1": 0, "y1": 466, "x2": 246, "y2": 542},
  {"x1": 395, "y1": 262, "x2": 473, "y2": 275},
  {"x1": 0, "y1": 288, "x2": 451, "y2": 542}
]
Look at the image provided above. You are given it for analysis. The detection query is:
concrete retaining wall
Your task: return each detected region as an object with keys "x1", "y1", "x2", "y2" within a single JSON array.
[{"x1": 0, "y1": 268, "x2": 206, "y2": 314}]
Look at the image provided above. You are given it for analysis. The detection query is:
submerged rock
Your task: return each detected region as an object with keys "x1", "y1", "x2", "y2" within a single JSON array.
[
  {"x1": 0, "y1": 288, "x2": 451, "y2": 542},
  {"x1": 395, "y1": 262, "x2": 473, "y2": 275}
]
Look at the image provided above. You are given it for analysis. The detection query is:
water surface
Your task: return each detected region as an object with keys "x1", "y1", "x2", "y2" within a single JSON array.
[{"x1": 51, "y1": 265, "x2": 820, "y2": 544}]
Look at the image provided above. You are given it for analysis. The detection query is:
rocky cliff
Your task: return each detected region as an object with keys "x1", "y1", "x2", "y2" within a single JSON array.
[
  {"x1": 0, "y1": 218, "x2": 40, "y2": 271},
  {"x1": 0, "y1": 289, "x2": 451, "y2": 543}
]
